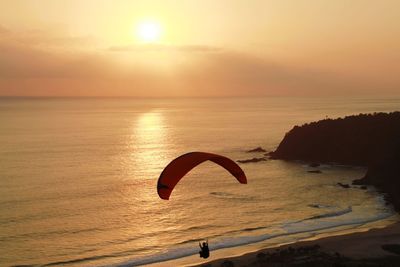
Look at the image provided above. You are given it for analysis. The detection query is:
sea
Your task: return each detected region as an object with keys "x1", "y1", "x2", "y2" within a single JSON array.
[{"x1": 1, "y1": 96, "x2": 400, "y2": 267}]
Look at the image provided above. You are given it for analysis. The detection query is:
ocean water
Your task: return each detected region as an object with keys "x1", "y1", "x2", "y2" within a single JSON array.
[{"x1": 1, "y1": 97, "x2": 400, "y2": 267}]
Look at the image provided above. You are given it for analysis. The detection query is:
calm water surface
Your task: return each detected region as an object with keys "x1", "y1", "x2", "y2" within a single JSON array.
[{"x1": 1, "y1": 97, "x2": 400, "y2": 266}]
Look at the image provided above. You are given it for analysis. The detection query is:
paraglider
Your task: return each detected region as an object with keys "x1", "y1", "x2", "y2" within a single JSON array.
[
  {"x1": 157, "y1": 152, "x2": 247, "y2": 200},
  {"x1": 199, "y1": 239, "x2": 209, "y2": 258},
  {"x1": 157, "y1": 152, "x2": 247, "y2": 259}
]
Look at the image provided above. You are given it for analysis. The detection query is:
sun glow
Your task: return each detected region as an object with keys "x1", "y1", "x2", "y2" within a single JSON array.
[{"x1": 136, "y1": 20, "x2": 162, "y2": 43}]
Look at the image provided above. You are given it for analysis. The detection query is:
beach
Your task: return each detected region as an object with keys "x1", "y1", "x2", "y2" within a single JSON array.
[{"x1": 191, "y1": 221, "x2": 400, "y2": 267}]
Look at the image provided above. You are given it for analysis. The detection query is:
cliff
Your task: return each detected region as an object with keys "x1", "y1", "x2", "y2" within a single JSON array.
[
  {"x1": 270, "y1": 112, "x2": 400, "y2": 211},
  {"x1": 353, "y1": 145, "x2": 400, "y2": 210}
]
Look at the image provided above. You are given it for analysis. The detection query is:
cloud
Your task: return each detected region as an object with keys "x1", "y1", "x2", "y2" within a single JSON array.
[
  {"x1": 108, "y1": 44, "x2": 222, "y2": 53},
  {"x1": 0, "y1": 42, "x2": 110, "y2": 79},
  {"x1": 170, "y1": 52, "x2": 357, "y2": 96},
  {"x1": 1, "y1": 27, "x2": 399, "y2": 97},
  {"x1": 0, "y1": 24, "x2": 9, "y2": 35},
  {"x1": 0, "y1": 25, "x2": 98, "y2": 51}
]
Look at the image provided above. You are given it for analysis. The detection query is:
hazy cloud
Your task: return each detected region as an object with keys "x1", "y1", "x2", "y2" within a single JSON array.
[
  {"x1": 0, "y1": 24, "x2": 9, "y2": 35},
  {"x1": 109, "y1": 44, "x2": 222, "y2": 53},
  {"x1": 1, "y1": 27, "x2": 399, "y2": 97}
]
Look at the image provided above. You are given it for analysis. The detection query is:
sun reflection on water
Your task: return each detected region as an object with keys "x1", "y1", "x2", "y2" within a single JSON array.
[{"x1": 129, "y1": 111, "x2": 172, "y2": 184}]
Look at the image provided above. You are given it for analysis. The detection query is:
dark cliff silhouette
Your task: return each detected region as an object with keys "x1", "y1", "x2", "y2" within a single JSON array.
[
  {"x1": 270, "y1": 112, "x2": 400, "y2": 211},
  {"x1": 353, "y1": 143, "x2": 400, "y2": 211}
]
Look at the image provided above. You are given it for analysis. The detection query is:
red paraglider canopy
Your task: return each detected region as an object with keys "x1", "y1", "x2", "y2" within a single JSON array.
[{"x1": 157, "y1": 152, "x2": 247, "y2": 200}]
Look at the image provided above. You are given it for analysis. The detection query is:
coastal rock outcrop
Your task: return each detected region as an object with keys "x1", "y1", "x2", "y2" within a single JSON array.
[
  {"x1": 309, "y1": 162, "x2": 321, "y2": 168},
  {"x1": 246, "y1": 147, "x2": 267, "y2": 153},
  {"x1": 337, "y1": 182, "x2": 350, "y2": 189},
  {"x1": 237, "y1": 157, "x2": 267, "y2": 164},
  {"x1": 270, "y1": 112, "x2": 400, "y2": 211}
]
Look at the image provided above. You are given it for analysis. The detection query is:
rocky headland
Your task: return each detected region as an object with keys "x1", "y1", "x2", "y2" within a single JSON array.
[{"x1": 270, "y1": 112, "x2": 400, "y2": 211}]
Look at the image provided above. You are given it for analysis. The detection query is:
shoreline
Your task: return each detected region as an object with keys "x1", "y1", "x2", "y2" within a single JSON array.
[
  {"x1": 143, "y1": 214, "x2": 400, "y2": 267},
  {"x1": 189, "y1": 219, "x2": 400, "y2": 267}
]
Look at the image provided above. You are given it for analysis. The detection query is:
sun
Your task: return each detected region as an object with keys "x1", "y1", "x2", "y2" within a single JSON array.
[{"x1": 136, "y1": 20, "x2": 162, "y2": 43}]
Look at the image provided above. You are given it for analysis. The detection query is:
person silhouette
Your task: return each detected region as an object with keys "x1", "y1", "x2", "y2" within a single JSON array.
[{"x1": 199, "y1": 239, "x2": 210, "y2": 258}]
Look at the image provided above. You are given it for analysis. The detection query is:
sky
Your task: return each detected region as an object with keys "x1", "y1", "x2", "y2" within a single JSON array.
[{"x1": 0, "y1": 0, "x2": 399, "y2": 97}]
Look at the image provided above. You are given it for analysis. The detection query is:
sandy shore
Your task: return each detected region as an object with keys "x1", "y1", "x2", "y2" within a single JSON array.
[{"x1": 191, "y1": 221, "x2": 400, "y2": 267}]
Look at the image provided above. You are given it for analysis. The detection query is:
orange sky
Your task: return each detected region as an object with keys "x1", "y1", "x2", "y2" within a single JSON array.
[{"x1": 0, "y1": 0, "x2": 399, "y2": 97}]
